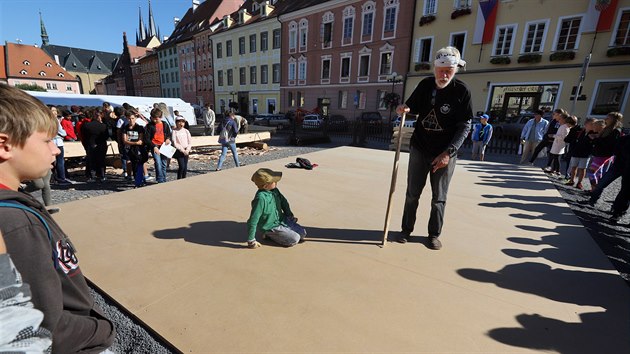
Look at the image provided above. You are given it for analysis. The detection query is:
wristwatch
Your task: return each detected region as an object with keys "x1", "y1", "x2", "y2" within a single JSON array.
[{"x1": 446, "y1": 146, "x2": 457, "y2": 156}]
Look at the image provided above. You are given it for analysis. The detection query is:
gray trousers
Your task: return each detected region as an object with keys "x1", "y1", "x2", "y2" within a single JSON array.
[
  {"x1": 24, "y1": 170, "x2": 52, "y2": 206},
  {"x1": 401, "y1": 145, "x2": 456, "y2": 238},
  {"x1": 265, "y1": 217, "x2": 307, "y2": 247}
]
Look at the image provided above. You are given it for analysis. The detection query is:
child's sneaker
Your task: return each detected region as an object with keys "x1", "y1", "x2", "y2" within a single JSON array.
[
  {"x1": 564, "y1": 180, "x2": 574, "y2": 186},
  {"x1": 247, "y1": 241, "x2": 261, "y2": 249},
  {"x1": 576, "y1": 182, "x2": 583, "y2": 190}
]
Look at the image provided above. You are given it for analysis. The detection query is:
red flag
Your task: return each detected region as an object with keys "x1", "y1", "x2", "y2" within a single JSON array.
[{"x1": 596, "y1": 0, "x2": 619, "y2": 31}]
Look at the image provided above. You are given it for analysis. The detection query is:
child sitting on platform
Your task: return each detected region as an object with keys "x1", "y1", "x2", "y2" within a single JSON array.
[{"x1": 246, "y1": 168, "x2": 306, "y2": 248}]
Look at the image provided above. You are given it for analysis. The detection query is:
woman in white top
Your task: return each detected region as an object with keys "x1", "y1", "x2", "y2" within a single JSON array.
[
  {"x1": 546, "y1": 115, "x2": 577, "y2": 175},
  {"x1": 172, "y1": 116, "x2": 192, "y2": 179}
]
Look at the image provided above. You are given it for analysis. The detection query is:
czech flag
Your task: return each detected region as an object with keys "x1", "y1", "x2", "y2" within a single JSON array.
[{"x1": 472, "y1": 0, "x2": 499, "y2": 44}]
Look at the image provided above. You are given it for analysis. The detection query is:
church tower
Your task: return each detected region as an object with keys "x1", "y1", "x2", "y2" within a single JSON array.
[
  {"x1": 148, "y1": 0, "x2": 158, "y2": 38},
  {"x1": 40, "y1": 11, "x2": 49, "y2": 46}
]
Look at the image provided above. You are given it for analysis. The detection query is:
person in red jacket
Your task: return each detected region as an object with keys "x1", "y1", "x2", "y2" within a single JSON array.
[{"x1": 60, "y1": 110, "x2": 77, "y2": 141}]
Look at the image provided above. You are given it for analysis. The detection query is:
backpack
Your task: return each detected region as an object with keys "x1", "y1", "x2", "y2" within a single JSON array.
[{"x1": 219, "y1": 122, "x2": 230, "y2": 142}]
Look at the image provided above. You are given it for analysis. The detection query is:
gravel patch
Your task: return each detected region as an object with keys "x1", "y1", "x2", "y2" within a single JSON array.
[{"x1": 37, "y1": 134, "x2": 627, "y2": 352}]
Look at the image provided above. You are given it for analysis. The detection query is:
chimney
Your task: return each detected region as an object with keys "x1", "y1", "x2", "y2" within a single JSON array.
[
  {"x1": 174, "y1": 17, "x2": 180, "y2": 27},
  {"x1": 192, "y1": 0, "x2": 200, "y2": 12}
]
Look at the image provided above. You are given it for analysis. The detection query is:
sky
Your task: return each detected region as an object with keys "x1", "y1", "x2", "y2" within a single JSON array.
[{"x1": 0, "y1": 0, "x2": 193, "y2": 54}]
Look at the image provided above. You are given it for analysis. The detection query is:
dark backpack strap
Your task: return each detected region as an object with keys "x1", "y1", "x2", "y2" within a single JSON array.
[{"x1": 0, "y1": 201, "x2": 58, "y2": 269}]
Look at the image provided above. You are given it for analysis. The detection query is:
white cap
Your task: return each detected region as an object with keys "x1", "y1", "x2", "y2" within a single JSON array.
[{"x1": 434, "y1": 46, "x2": 466, "y2": 68}]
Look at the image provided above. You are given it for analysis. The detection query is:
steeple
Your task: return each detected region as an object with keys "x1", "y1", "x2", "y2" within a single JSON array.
[
  {"x1": 148, "y1": 0, "x2": 158, "y2": 38},
  {"x1": 138, "y1": 6, "x2": 147, "y2": 43},
  {"x1": 39, "y1": 11, "x2": 49, "y2": 46}
]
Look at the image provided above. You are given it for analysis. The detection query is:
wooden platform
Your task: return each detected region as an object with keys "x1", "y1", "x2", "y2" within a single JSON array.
[
  {"x1": 63, "y1": 132, "x2": 271, "y2": 158},
  {"x1": 53, "y1": 147, "x2": 630, "y2": 353}
]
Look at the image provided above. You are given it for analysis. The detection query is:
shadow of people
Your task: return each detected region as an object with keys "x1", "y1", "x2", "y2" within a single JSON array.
[
  {"x1": 153, "y1": 221, "x2": 386, "y2": 248},
  {"x1": 457, "y1": 262, "x2": 630, "y2": 353}
]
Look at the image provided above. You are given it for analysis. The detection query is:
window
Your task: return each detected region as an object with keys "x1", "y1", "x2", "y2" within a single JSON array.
[
  {"x1": 321, "y1": 58, "x2": 331, "y2": 79},
  {"x1": 299, "y1": 19, "x2": 308, "y2": 52},
  {"x1": 450, "y1": 32, "x2": 466, "y2": 58},
  {"x1": 414, "y1": 37, "x2": 433, "y2": 63},
  {"x1": 174, "y1": 57, "x2": 178, "y2": 67},
  {"x1": 361, "y1": 2, "x2": 375, "y2": 40},
  {"x1": 423, "y1": 0, "x2": 436, "y2": 15},
  {"x1": 455, "y1": 0, "x2": 471, "y2": 9},
  {"x1": 494, "y1": 25, "x2": 516, "y2": 56},
  {"x1": 522, "y1": 21, "x2": 547, "y2": 53},
  {"x1": 289, "y1": 21, "x2": 297, "y2": 52},
  {"x1": 239, "y1": 37, "x2": 246, "y2": 54},
  {"x1": 359, "y1": 54, "x2": 370, "y2": 76},
  {"x1": 338, "y1": 90, "x2": 348, "y2": 109},
  {"x1": 322, "y1": 12, "x2": 334, "y2": 48},
  {"x1": 272, "y1": 63, "x2": 280, "y2": 83},
  {"x1": 288, "y1": 61, "x2": 296, "y2": 81},
  {"x1": 379, "y1": 52, "x2": 392, "y2": 75},
  {"x1": 261, "y1": 65, "x2": 268, "y2": 84},
  {"x1": 377, "y1": 90, "x2": 388, "y2": 110},
  {"x1": 589, "y1": 80, "x2": 629, "y2": 115},
  {"x1": 613, "y1": 10, "x2": 630, "y2": 46},
  {"x1": 288, "y1": 91, "x2": 295, "y2": 107},
  {"x1": 250, "y1": 66, "x2": 257, "y2": 84},
  {"x1": 217, "y1": 43, "x2": 223, "y2": 58},
  {"x1": 341, "y1": 57, "x2": 351, "y2": 78},
  {"x1": 240, "y1": 67, "x2": 246, "y2": 84},
  {"x1": 298, "y1": 60, "x2": 307, "y2": 81},
  {"x1": 342, "y1": 6, "x2": 355, "y2": 46},
  {"x1": 218, "y1": 70, "x2": 223, "y2": 86},
  {"x1": 226, "y1": 40, "x2": 233, "y2": 57},
  {"x1": 171, "y1": 72, "x2": 175, "y2": 82},
  {"x1": 556, "y1": 17, "x2": 581, "y2": 51},
  {"x1": 273, "y1": 29, "x2": 281, "y2": 49},
  {"x1": 227, "y1": 69, "x2": 233, "y2": 85},
  {"x1": 250, "y1": 34, "x2": 257, "y2": 53},
  {"x1": 261, "y1": 31, "x2": 268, "y2": 51},
  {"x1": 384, "y1": 5, "x2": 397, "y2": 33},
  {"x1": 297, "y1": 91, "x2": 304, "y2": 107},
  {"x1": 170, "y1": 59, "x2": 174, "y2": 68}
]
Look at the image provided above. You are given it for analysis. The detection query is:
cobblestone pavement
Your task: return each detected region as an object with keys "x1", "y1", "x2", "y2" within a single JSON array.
[{"x1": 37, "y1": 135, "x2": 627, "y2": 352}]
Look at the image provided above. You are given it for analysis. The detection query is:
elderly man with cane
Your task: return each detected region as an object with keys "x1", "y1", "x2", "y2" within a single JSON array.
[{"x1": 396, "y1": 46, "x2": 472, "y2": 250}]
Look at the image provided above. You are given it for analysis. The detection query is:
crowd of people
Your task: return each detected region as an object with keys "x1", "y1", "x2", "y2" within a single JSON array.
[{"x1": 516, "y1": 108, "x2": 628, "y2": 223}]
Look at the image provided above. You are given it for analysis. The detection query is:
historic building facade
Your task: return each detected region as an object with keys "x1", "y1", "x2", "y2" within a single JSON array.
[
  {"x1": 213, "y1": 1, "x2": 283, "y2": 115},
  {"x1": 277, "y1": 0, "x2": 415, "y2": 119},
  {"x1": 407, "y1": 0, "x2": 630, "y2": 127},
  {"x1": 3, "y1": 42, "x2": 80, "y2": 93},
  {"x1": 139, "y1": 50, "x2": 160, "y2": 98}
]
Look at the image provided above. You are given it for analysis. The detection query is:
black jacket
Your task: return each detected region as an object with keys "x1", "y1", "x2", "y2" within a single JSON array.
[{"x1": 144, "y1": 120, "x2": 173, "y2": 149}]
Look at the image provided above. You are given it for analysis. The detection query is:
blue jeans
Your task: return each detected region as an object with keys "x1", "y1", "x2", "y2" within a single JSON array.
[
  {"x1": 402, "y1": 144, "x2": 457, "y2": 238},
  {"x1": 55, "y1": 145, "x2": 66, "y2": 181},
  {"x1": 152, "y1": 151, "x2": 168, "y2": 183},
  {"x1": 217, "y1": 141, "x2": 240, "y2": 170}
]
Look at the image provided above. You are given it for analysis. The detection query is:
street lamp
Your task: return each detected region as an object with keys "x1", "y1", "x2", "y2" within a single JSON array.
[
  {"x1": 387, "y1": 71, "x2": 404, "y2": 121},
  {"x1": 229, "y1": 91, "x2": 237, "y2": 112}
]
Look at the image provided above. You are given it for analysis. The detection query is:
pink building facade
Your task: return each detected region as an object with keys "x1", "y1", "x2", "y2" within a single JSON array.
[{"x1": 277, "y1": 0, "x2": 414, "y2": 119}]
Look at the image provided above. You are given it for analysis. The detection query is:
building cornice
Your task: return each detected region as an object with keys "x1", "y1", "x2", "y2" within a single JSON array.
[{"x1": 278, "y1": 0, "x2": 362, "y2": 22}]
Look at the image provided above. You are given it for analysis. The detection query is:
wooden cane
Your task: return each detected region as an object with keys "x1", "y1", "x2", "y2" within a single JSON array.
[{"x1": 382, "y1": 111, "x2": 407, "y2": 246}]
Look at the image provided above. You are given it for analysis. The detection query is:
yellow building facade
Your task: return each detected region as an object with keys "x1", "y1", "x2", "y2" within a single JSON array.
[
  {"x1": 213, "y1": 4, "x2": 282, "y2": 116},
  {"x1": 406, "y1": 0, "x2": 630, "y2": 128}
]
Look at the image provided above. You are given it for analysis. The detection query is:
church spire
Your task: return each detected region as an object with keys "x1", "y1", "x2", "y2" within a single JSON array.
[
  {"x1": 39, "y1": 11, "x2": 49, "y2": 46},
  {"x1": 148, "y1": 0, "x2": 157, "y2": 38},
  {"x1": 138, "y1": 6, "x2": 147, "y2": 44}
]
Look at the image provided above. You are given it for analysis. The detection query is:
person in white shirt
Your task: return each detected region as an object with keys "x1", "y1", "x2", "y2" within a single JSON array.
[{"x1": 202, "y1": 103, "x2": 216, "y2": 136}]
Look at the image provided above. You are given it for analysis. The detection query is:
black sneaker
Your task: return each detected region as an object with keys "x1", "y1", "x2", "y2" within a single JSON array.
[
  {"x1": 427, "y1": 236, "x2": 442, "y2": 250},
  {"x1": 397, "y1": 232, "x2": 410, "y2": 244}
]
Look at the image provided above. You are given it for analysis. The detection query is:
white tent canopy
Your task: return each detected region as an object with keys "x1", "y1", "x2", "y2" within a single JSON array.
[{"x1": 26, "y1": 91, "x2": 197, "y2": 126}]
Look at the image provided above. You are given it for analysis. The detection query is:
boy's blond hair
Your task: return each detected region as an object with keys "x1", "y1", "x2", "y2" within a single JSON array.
[{"x1": 0, "y1": 84, "x2": 57, "y2": 148}]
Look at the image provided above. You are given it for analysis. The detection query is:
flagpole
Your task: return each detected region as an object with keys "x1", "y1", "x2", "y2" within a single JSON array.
[{"x1": 382, "y1": 112, "x2": 407, "y2": 246}]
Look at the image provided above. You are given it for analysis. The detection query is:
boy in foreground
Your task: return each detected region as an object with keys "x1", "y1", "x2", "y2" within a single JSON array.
[
  {"x1": 0, "y1": 84, "x2": 115, "y2": 353},
  {"x1": 246, "y1": 168, "x2": 306, "y2": 248}
]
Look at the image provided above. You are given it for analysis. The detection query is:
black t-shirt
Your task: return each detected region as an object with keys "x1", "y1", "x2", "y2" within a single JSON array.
[
  {"x1": 405, "y1": 76, "x2": 473, "y2": 157},
  {"x1": 124, "y1": 124, "x2": 145, "y2": 144}
]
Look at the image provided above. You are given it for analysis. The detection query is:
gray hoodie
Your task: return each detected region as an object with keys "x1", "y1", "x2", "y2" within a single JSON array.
[{"x1": 0, "y1": 189, "x2": 115, "y2": 353}]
